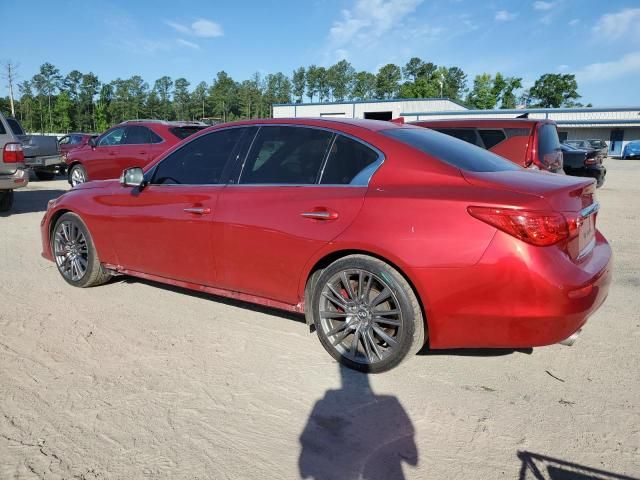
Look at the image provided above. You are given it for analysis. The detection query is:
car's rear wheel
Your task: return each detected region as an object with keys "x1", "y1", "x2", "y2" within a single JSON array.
[
  {"x1": 0, "y1": 189, "x2": 14, "y2": 212},
  {"x1": 311, "y1": 255, "x2": 425, "y2": 373},
  {"x1": 69, "y1": 164, "x2": 87, "y2": 186},
  {"x1": 52, "y1": 212, "x2": 110, "y2": 287},
  {"x1": 35, "y1": 170, "x2": 56, "y2": 181}
]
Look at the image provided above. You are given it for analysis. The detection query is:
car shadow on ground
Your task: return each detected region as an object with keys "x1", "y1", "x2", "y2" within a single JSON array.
[
  {"x1": 299, "y1": 365, "x2": 418, "y2": 480},
  {"x1": 0, "y1": 188, "x2": 67, "y2": 217},
  {"x1": 518, "y1": 451, "x2": 638, "y2": 480},
  {"x1": 418, "y1": 345, "x2": 533, "y2": 357},
  {"x1": 114, "y1": 276, "x2": 307, "y2": 324}
]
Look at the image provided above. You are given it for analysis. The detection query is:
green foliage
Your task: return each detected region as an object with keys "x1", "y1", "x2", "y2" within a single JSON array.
[
  {"x1": 528, "y1": 73, "x2": 580, "y2": 108},
  {"x1": 10, "y1": 60, "x2": 581, "y2": 133}
]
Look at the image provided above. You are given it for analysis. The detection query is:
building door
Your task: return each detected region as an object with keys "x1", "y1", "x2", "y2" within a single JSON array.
[
  {"x1": 609, "y1": 129, "x2": 624, "y2": 156},
  {"x1": 364, "y1": 111, "x2": 392, "y2": 121}
]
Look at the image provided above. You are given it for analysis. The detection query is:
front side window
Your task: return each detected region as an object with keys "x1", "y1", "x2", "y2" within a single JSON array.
[
  {"x1": 240, "y1": 126, "x2": 333, "y2": 184},
  {"x1": 98, "y1": 127, "x2": 126, "y2": 146},
  {"x1": 320, "y1": 135, "x2": 379, "y2": 185},
  {"x1": 151, "y1": 128, "x2": 245, "y2": 185}
]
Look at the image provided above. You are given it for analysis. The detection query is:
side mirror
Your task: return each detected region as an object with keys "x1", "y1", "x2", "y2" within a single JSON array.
[
  {"x1": 120, "y1": 167, "x2": 145, "y2": 188},
  {"x1": 88, "y1": 137, "x2": 97, "y2": 148}
]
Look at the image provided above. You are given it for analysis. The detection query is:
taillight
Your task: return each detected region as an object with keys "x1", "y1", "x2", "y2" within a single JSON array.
[
  {"x1": 584, "y1": 156, "x2": 597, "y2": 165},
  {"x1": 3, "y1": 143, "x2": 24, "y2": 163},
  {"x1": 468, "y1": 206, "x2": 570, "y2": 246}
]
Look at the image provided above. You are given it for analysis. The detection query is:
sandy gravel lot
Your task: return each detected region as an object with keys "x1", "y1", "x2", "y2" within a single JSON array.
[{"x1": 1, "y1": 161, "x2": 639, "y2": 480}]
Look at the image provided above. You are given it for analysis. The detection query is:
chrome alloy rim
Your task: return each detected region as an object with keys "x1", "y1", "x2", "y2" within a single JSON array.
[
  {"x1": 53, "y1": 221, "x2": 89, "y2": 281},
  {"x1": 71, "y1": 168, "x2": 86, "y2": 186},
  {"x1": 319, "y1": 269, "x2": 403, "y2": 364}
]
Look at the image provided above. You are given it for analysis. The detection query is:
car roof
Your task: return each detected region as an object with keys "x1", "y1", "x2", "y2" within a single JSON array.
[
  {"x1": 411, "y1": 118, "x2": 554, "y2": 128},
  {"x1": 208, "y1": 117, "x2": 408, "y2": 132}
]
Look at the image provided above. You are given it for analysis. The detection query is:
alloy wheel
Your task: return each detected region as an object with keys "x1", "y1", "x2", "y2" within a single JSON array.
[
  {"x1": 70, "y1": 167, "x2": 86, "y2": 186},
  {"x1": 53, "y1": 220, "x2": 89, "y2": 281},
  {"x1": 318, "y1": 269, "x2": 404, "y2": 365}
]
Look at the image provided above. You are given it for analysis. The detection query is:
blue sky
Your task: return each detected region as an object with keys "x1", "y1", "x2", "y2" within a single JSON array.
[{"x1": 1, "y1": 0, "x2": 639, "y2": 106}]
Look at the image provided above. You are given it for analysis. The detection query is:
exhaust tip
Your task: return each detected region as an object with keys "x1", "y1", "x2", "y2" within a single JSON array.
[{"x1": 559, "y1": 329, "x2": 582, "y2": 347}]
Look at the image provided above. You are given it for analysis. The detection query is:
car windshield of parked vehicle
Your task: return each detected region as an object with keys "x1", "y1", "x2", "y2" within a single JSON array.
[
  {"x1": 6, "y1": 118, "x2": 25, "y2": 135},
  {"x1": 381, "y1": 127, "x2": 520, "y2": 172},
  {"x1": 240, "y1": 126, "x2": 334, "y2": 184},
  {"x1": 152, "y1": 128, "x2": 245, "y2": 185},
  {"x1": 320, "y1": 134, "x2": 380, "y2": 185},
  {"x1": 59, "y1": 136, "x2": 70, "y2": 145},
  {"x1": 169, "y1": 126, "x2": 207, "y2": 140},
  {"x1": 98, "y1": 127, "x2": 126, "y2": 146}
]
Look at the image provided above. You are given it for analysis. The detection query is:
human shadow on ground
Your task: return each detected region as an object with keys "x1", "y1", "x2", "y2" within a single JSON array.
[
  {"x1": 299, "y1": 365, "x2": 418, "y2": 480},
  {"x1": 518, "y1": 451, "x2": 639, "y2": 480},
  {"x1": 0, "y1": 188, "x2": 67, "y2": 216}
]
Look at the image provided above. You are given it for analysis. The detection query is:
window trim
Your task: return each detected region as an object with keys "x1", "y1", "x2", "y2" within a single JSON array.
[{"x1": 233, "y1": 124, "x2": 384, "y2": 188}]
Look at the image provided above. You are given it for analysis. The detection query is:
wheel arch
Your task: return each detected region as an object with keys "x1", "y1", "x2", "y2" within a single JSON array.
[{"x1": 300, "y1": 247, "x2": 431, "y2": 344}]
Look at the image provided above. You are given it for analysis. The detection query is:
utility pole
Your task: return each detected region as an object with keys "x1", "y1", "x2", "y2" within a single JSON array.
[{"x1": 2, "y1": 60, "x2": 19, "y2": 116}]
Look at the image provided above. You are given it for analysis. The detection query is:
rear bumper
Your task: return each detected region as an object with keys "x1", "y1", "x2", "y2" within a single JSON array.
[
  {"x1": 25, "y1": 155, "x2": 64, "y2": 168},
  {"x1": 0, "y1": 168, "x2": 29, "y2": 190},
  {"x1": 411, "y1": 230, "x2": 612, "y2": 349}
]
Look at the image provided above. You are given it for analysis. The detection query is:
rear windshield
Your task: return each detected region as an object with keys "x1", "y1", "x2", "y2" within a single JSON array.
[
  {"x1": 381, "y1": 127, "x2": 520, "y2": 172},
  {"x1": 7, "y1": 118, "x2": 24, "y2": 135},
  {"x1": 169, "y1": 126, "x2": 206, "y2": 140},
  {"x1": 538, "y1": 124, "x2": 561, "y2": 157}
]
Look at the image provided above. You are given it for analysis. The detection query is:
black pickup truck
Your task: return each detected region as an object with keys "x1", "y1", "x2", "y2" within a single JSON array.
[{"x1": 1, "y1": 116, "x2": 64, "y2": 180}]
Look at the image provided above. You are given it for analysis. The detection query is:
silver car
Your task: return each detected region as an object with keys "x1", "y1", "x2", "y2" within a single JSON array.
[{"x1": 0, "y1": 112, "x2": 29, "y2": 211}]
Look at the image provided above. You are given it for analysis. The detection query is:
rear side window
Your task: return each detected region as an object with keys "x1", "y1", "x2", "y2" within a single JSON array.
[
  {"x1": 169, "y1": 126, "x2": 206, "y2": 140},
  {"x1": 240, "y1": 126, "x2": 333, "y2": 184},
  {"x1": 320, "y1": 135, "x2": 379, "y2": 185},
  {"x1": 0, "y1": 120, "x2": 5, "y2": 134},
  {"x1": 124, "y1": 126, "x2": 151, "y2": 144},
  {"x1": 152, "y1": 128, "x2": 245, "y2": 185},
  {"x1": 478, "y1": 129, "x2": 506, "y2": 149},
  {"x1": 434, "y1": 128, "x2": 480, "y2": 146},
  {"x1": 381, "y1": 127, "x2": 520, "y2": 172},
  {"x1": 6, "y1": 118, "x2": 24, "y2": 135}
]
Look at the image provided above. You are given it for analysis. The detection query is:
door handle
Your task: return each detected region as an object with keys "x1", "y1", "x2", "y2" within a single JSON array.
[
  {"x1": 300, "y1": 209, "x2": 339, "y2": 220},
  {"x1": 184, "y1": 207, "x2": 211, "y2": 215}
]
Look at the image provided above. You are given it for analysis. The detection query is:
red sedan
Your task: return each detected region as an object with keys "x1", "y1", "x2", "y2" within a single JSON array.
[
  {"x1": 41, "y1": 118, "x2": 612, "y2": 372},
  {"x1": 64, "y1": 120, "x2": 206, "y2": 186}
]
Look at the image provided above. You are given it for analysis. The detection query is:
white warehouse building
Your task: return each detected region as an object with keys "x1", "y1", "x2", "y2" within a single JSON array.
[{"x1": 272, "y1": 99, "x2": 640, "y2": 157}]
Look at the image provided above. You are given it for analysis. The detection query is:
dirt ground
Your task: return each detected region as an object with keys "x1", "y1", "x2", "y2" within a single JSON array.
[{"x1": 1, "y1": 161, "x2": 639, "y2": 480}]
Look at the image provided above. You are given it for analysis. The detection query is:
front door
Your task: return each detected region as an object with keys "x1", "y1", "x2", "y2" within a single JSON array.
[
  {"x1": 106, "y1": 127, "x2": 247, "y2": 286},
  {"x1": 609, "y1": 129, "x2": 624, "y2": 156},
  {"x1": 215, "y1": 126, "x2": 382, "y2": 305}
]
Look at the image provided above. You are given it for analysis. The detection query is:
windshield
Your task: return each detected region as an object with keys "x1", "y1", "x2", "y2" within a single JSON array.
[{"x1": 381, "y1": 127, "x2": 520, "y2": 172}]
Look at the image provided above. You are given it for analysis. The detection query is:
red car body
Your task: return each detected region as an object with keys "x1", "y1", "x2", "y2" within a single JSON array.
[
  {"x1": 41, "y1": 118, "x2": 611, "y2": 352},
  {"x1": 64, "y1": 120, "x2": 205, "y2": 183},
  {"x1": 58, "y1": 133, "x2": 94, "y2": 156},
  {"x1": 412, "y1": 118, "x2": 564, "y2": 173}
]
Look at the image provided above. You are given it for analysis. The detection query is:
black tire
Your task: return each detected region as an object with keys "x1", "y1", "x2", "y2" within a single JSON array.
[
  {"x1": 311, "y1": 254, "x2": 426, "y2": 373},
  {"x1": 0, "y1": 189, "x2": 14, "y2": 212},
  {"x1": 35, "y1": 170, "x2": 56, "y2": 181},
  {"x1": 68, "y1": 164, "x2": 88, "y2": 186},
  {"x1": 52, "y1": 212, "x2": 110, "y2": 288}
]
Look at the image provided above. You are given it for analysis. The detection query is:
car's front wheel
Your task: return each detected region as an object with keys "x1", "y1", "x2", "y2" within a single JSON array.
[
  {"x1": 311, "y1": 255, "x2": 425, "y2": 373},
  {"x1": 69, "y1": 164, "x2": 87, "y2": 186},
  {"x1": 52, "y1": 212, "x2": 110, "y2": 287},
  {"x1": 0, "y1": 189, "x2": 14, "y2": 212}
]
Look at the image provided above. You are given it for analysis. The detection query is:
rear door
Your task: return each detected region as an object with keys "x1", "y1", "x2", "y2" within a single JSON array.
[{"x1": 214, "y1": 125, "x2": 381, "y2": 305}]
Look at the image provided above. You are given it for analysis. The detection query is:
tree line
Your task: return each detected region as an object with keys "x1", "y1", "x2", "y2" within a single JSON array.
[{"x1": 0, "y1": 58, "x2": 582, "y2": 134}]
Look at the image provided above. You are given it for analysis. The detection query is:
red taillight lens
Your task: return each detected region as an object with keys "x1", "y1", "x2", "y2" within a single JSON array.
[
  {"x1": 468, "y1": 206, "x2": 569, "y2": 246},
  {"x1": 3, "y1": 143, "x2": 24, "y2": 163},
  {"x1": 584, "y1": 156, "x2": 597, "y2": 165}
]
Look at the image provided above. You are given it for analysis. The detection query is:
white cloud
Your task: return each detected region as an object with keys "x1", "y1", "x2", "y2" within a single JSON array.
[
  {"x1": 593, "y1": 8, "x2": 640, "y2": 41},
  {"x1": 165, "y1": 18, "x2": 224, "y2": 38},
  {"x1": 533, "y1": 1, "x2": 555, "y2": 11},
  {"x1": 328, "y1": 0, "x2": 423, "y2": 49},
  {"x1": 569, "y1": 18, "x2": 580, "y2": 26},
  {"x1": 177, "y1": 38, "x2": 200, "y2": 50},
  {"x1": 576, "y1": 51, "x2": 640, "y2": 83},
  {"x1": 495, "y1": 10, "x2": 517, "y2": 21}
]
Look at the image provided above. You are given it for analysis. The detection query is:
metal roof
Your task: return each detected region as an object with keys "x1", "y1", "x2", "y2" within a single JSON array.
[{"x1": 273, "y1": 97, "x2": 468, "y2": 108}]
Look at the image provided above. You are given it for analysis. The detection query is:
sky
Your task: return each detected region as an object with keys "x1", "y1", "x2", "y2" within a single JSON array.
[{"x1": 1, "y1": 0, "x2": 639, "y2": 106}]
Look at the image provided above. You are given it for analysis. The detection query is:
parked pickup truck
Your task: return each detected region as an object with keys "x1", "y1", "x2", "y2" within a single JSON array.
[
  {"x1": 0, "y1": 113, "x2": 29, "y2": 211},
  {"x1": 0, "y1": 114, "x2": 64, "y2": 180}
]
